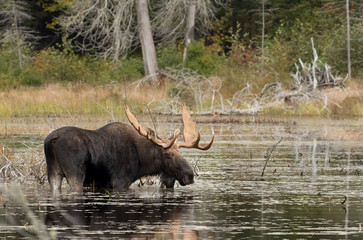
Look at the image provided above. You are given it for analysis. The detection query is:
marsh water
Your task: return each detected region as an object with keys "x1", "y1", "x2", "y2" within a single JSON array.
[{"x1": 1, "y1": 115, "x2": 363, "y2": 239}]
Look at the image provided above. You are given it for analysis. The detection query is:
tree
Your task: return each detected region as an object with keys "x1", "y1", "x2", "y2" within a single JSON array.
[
  {"x1": 183, "y1": 0, "x2": 197, "y2": 63},
  {"x1": 61, "y1": 0, "x2": 160, "y2": 83},
  {"x1": 152, "y1": 0, "x2": 230, "y2": 63},
  {"x1": 261, "y1": 0, "x2": 265, "y2": 74},
  {"x1": 61, "y1": 0, "x2": 136, "y2": 62},
  {"x1": 135, "y1": 0, "x2": 159, "y2": 81},
  {"x1": 0, "y1": 0, "x2": 37, "y2": 69},
  {"x1": 346, "y1": 0, "x2": 351, "y2": 81}
]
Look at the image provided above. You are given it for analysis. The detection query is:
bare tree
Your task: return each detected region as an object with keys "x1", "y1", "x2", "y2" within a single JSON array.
[
  {"x1": 183, "y1": 0, "x2": 197, "y2": 63},
  {"x1": 61, "y1": 0, "x2": 228, "y2": 81},
  {"x1": 62, "y1": 0, "x2": 161, "y2": 83},
  {"x1": 136, "y1": 0, "x2": 159, "y2": 81},
  {"x1": 61, "y1": 0, "x2": 136, "y2": 61},
  {"x1": 152, "y1": 0, "x2": 230, "y2": 62},
  {"x1": 261, "y1": 0, "x2": 265, "y2": 75},
  {"x1": 346, "y1": 0, "x2": 351, "y2": 81},
  {"x1": 0, "y1": 0, "x2": 37, "y2": 69}
]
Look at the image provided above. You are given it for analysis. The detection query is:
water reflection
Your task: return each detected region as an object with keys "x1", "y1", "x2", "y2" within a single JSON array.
[{"x1": 45, "y1": 192, "x2": 197, "y2": 239}]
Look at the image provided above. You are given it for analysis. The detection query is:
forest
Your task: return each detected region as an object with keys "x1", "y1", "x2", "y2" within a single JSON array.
[{"x1": 0, "y1": 0, "x2": 362, "y2": 116}]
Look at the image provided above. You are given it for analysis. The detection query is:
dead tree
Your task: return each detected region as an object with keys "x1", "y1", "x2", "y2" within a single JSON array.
[
  {"x1": 0, "y1": 0, "x2": 38, "y2": 69},
  {"x1": 136, "y1": 0, "x2": 159, "y2": 82},
  {"x1": 291, "y1": 38, "x2": 347, "y2": 90},
  {"x1": 152, "y1": 0, "x2": 230, "y2": 63},
  {"x1": 61, "y1": 0, "x2": 159, "y2": 83}
]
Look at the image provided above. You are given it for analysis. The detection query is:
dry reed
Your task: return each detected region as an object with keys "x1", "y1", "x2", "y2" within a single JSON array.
[{"x1": 0, "y1": 84, "x2": 169, "y2": 117}]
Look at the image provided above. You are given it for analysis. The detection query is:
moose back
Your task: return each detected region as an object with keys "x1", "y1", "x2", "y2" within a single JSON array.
[{"x1": 44, "y1": 105, "x2": 214, "y2": 194}]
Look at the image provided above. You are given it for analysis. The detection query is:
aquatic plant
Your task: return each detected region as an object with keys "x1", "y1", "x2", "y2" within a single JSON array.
[{"x1": 2, "y1": 183, "x2": 56, "y2": 239}]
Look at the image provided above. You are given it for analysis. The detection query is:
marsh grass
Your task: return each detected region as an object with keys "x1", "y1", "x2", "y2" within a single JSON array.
[
  {"x1": 0, "y1": 77, "x2": 361, "y2": 117},
  {"x1": 0, "y1": 84, "x2": 169, "y2": 117}
]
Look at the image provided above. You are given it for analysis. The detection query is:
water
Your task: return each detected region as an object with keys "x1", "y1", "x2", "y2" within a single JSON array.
[{"x1": 1, "y1": 116, "x2": 363, "y2": 239}]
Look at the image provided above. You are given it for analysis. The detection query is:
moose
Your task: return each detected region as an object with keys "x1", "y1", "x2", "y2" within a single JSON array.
[{"x1": 44, "y1": 104, "x2": 214, "y2": 194}]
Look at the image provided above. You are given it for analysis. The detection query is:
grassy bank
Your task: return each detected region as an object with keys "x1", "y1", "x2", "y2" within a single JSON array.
[
  {"x1": 0, "y1": 80, "x2": 362, "y2": 118},
  {"x1": 0, "y1": 83, "x2": 170, "y2": 117}
]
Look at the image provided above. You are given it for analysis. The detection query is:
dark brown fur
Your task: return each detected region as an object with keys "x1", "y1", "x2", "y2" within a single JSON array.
[{"x1": 44, "y1": 122, "x2": 194, "y2": 194}]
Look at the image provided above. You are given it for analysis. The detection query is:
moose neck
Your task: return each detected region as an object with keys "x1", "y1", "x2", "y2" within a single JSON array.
[{"x1": 134, "y1": 138, "x2": 164, "y2": 179}]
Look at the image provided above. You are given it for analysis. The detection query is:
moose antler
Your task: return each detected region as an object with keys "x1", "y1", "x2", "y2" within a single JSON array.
[
  {"x1": 177, "y1": 104, "x2": 215, "y2": 150},
  {"x1": 125, "y1": 105, "x2": 180, "y2": 149}
]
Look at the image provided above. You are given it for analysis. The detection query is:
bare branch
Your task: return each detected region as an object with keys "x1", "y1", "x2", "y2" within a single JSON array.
[{"x1": 61, "y1": 0, "x2": 137, "y2": 61}]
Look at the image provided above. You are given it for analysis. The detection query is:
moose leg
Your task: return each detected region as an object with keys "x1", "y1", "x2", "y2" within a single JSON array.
[
  {"x1": 67, "y1": 176, "x2": 85, "y2": 193},
  {"x1": 59, "y1": 149, "x2": 89, "y2": 193},
  {"x1": 47, "y1": 163, "x2": 64, "y2": 196},
  {"x1": 111, "y1": 176, "x2": 132, "y2": 192},
  {"x1": 63, "y1": 160, "x2": 86, "y2": 193}
]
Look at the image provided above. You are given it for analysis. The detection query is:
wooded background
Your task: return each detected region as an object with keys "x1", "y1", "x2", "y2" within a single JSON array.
[{"x1": 0, "y1": 0, "x2": 362, "y2": 94}]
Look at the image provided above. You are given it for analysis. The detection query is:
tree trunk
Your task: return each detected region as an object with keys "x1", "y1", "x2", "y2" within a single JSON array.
[
  {"x1": 135, "y1": 0, "x2": 159, "y2": 84},
  {"x1": 346, "y1": 0, "x2": 351, "y2": 81},
  {"x1": 12, "y1": 1, "x2": 23, "y2": 69},
  {"x1": 261, "y1": 0, "x2": 265, "y2": 76},
  {"x1": 183, "y1": 0, "x2": 196, "y2": 63}
]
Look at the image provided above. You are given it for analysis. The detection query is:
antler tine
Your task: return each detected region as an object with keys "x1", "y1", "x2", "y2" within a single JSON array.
[
  {"x1": 124, "y1": 105, "x2": 148, "y2": 137},
  {"x1": 125, "y1": 105, "x2": 180, "y2": 149},
  {"x1": 197, "y1": 135, "x2": 214, "y2": 150},
  {"x1": 177, "y1": 104, "x2": 215, "y2": 150}
]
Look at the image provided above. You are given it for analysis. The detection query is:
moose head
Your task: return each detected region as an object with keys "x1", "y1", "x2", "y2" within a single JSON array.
[{"x1": 124, "y1": 104, "x2": 215, "y2": 188}]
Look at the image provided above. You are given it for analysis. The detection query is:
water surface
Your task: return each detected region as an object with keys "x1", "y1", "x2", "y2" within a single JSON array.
[{"x1": 1, "y1": 116, "x2": 363, "y2": 239}]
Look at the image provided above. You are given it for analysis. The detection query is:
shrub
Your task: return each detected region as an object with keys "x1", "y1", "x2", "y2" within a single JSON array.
[
  {"x1": 115, "y1": 57, "x2": 144, "y2": 82},
  {"x1": 19, "y1": 69, "x2": 45, "y2": 86},
  {"x1": 185, "y1": 40, "x2": 219, "y2": 76},
  {"x1": 157, "y1": 44, "x2": 183, "y2": 70},
  {"x1": 33, "y1": 47, "x2": 84, "y2": 83}
]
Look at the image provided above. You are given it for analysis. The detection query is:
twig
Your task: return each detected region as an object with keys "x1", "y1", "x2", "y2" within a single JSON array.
[
  {"x1": 144, "y1": 103, "x2": 158, "y2": 137},
  {"x1": 91, "y1": 100, "x2": 115, "y2": 120},
  {"x1": 5, "y1": 118, "x2": 7, "y2": 156},
  {"x1": 261, "y1": 137, "x2": 283, "y2": 177}
]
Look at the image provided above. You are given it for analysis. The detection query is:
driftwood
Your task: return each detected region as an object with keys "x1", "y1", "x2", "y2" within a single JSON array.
[
  {"x1": 224, "y1": 38, "x2": 345, "y2": 113},
  {"x1": 150, "y1": 68, "x2": 343, "y2": 115},
  {"x1": 128, "y1": 38, "x2": 345, "y2": 115},
  {"x1": 156, "y1": 67, "x2": 225, "y2": 114},
  {"x1": 291, "y1": 38, "x2": 347, "y2": 90}
]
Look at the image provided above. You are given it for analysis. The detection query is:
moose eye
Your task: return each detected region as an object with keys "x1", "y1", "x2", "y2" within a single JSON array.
[{"x1": 166, "y1": 152, "x2": 174, "y2": 159}]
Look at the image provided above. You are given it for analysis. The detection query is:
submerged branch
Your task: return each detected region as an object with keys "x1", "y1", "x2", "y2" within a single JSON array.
[{"x1": 261, "y1": 137, "x2": 283, "y2": 178}]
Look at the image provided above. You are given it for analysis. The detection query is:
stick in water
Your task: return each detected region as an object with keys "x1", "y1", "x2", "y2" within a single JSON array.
[{"x1": 261, "y1": 137, "x2": 283, "y2": 177}]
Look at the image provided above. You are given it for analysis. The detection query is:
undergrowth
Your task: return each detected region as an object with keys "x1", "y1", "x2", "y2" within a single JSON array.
[{"x1": 0, "y1": 37, "x2": 362, "y2": 117}]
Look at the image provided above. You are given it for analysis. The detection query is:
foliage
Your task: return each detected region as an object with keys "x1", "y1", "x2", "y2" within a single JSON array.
[
  {"x1": 0, "y1": 0, "x2": 38, "y2": 69},
  {"x1": 157, "y1": 44, "x2": 183, "y2": 70},
  {"x1": 33, "y1": 39, "x2": 84, "y2": 83},
  {"x1": 0, "y1": 40, "x2": 35, "y2": 88},
  {"x1": 0, "y1": 37, "x2": 146, "y2": 88},
  {"x1": 36, "y1": 0, "x2": 74, "y2": 29},
  {"x1": 32, "y1": 45, "x2": 145, "y2": 85},
  {"x1": 266, "y1": 3, "x2": 363, "y2": 81},
  {"x1": 184, "y1": 40, "x2": 220, "y2": 76}
]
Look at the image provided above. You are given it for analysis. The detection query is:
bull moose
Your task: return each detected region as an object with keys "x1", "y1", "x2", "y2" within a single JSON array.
[{"x1": 44, "y1": 104, "x2": 214, "y2": 194}]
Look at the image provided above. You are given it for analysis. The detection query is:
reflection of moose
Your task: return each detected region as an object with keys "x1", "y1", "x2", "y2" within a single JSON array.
[
  {"x1": 44, "y1": 104, "x2": 214, "y2": 194},
  {"x1": 45, "y1": 195, "x2": 198, "y2": 239}
]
